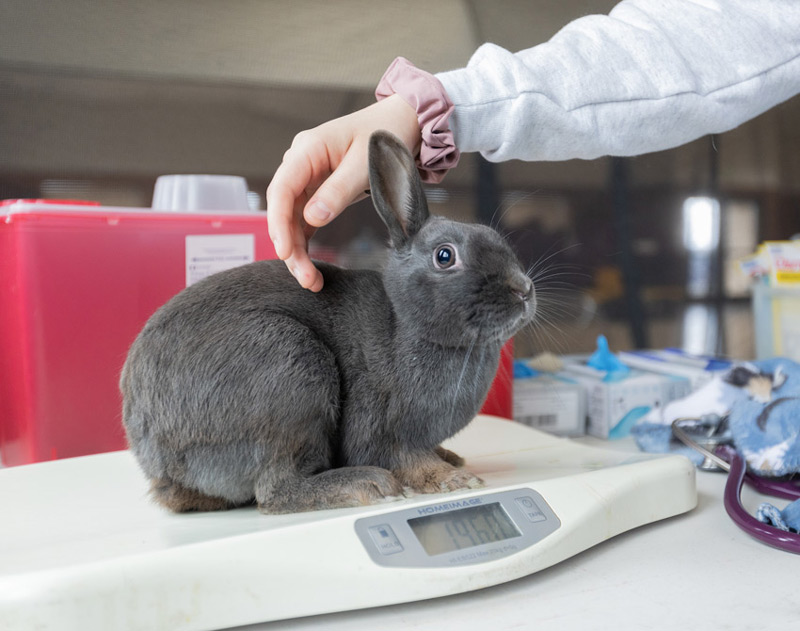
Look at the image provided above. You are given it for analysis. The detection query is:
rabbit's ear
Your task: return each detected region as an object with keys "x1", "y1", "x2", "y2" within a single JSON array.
[{"x1": 368, "y1": 131, "x2": 430, "y2": 249}]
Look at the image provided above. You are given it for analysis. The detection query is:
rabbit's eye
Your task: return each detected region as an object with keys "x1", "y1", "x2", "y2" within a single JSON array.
[{"x1": 434, "y1": 244, "x2": 457, "y2": 269}]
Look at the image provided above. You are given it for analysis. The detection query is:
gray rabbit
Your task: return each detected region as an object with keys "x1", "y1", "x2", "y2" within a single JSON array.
[{"x1": 121, "y1": 131, "x2": 535, "y2": 514}]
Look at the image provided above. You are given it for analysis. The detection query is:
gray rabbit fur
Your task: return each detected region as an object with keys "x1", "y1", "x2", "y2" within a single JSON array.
[{"x1": 121, "y1": 131, "x2": 535, "y2": 514}]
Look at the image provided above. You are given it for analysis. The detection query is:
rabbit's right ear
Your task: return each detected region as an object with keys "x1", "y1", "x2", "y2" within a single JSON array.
[{"x1": 368, "y1": 131, "x2": 430, "y2": 249}]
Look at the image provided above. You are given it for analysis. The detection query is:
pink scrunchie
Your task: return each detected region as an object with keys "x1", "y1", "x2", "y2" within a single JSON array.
[{"x1": 375, "y1": 57, "x2": 460, "y2": 184}]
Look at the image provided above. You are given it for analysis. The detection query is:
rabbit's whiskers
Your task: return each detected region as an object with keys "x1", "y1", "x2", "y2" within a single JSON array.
[{"x1": 451, "y1": 334, "x2": 478, "y2": 420}]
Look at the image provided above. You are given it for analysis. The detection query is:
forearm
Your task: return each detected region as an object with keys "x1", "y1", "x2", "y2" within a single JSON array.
[{"x1": 436, "y1": 0, "x2": 800, "y2": 162}]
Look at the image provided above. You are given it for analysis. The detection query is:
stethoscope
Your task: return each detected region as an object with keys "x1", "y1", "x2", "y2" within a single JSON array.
[{"x1": 672, "y1": 417, "x2": 800, "y2": 554}]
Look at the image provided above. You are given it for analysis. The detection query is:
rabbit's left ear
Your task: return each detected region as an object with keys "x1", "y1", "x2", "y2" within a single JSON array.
[{"x1": 368, "y1": 131, "x2": 430, "y2": 249}]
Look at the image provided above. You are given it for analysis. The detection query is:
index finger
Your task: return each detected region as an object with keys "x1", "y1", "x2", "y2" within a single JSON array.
[{"x1": 266, "y1": 150, "x2": 314, "y2": 261}]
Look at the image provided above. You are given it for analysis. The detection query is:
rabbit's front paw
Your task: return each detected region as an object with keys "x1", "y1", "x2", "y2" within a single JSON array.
[
  {"x1": 394, "y1": 459, "x2": 483, "y2": 495},
  {"x1": 348, "y1": 467, "x2": 407, "y2": 505},
  {"x1": 435, "y1": 467, "x2": 484, "y2": 493}
]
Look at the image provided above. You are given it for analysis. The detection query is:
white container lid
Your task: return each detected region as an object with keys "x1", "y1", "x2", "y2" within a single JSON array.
[{"x1": 152, "y1": 175, "x2": 250, "y2": 211}]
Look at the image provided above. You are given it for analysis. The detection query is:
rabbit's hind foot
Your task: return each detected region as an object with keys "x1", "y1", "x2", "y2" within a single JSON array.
[
  {"x1": 256, "y1": 466, "x2": 405, "y2": 514},
  {"x1": 150, "y1": 478, "x2": 250, "y2": 512}
]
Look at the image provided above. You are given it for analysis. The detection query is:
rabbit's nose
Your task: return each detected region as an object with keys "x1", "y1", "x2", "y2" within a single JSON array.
[{"x1": 509, "y1": 274, "x2": 534, "y2": 302}]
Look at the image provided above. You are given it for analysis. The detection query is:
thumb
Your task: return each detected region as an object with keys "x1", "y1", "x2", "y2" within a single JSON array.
[{"x1": 303, "y1": 150, "x2": 370, "y2": 228}]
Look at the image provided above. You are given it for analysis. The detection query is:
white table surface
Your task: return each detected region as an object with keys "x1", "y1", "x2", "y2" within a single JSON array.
[{"x1": 242, "y1": 436, "x2": 798, "y2": 631}]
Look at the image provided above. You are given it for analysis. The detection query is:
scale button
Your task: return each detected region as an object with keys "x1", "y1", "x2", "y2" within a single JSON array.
[
  {"x1": 367, "y1": 524, "x2": 404, "y2": 555},
  {"x1": 515, "y1": 496, "x2": 547, "y2": 523}
]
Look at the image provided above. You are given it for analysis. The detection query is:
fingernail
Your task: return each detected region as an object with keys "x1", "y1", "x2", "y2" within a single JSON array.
[
  {"x1": 306, "y1": 200, "x2": 331, "y2": 224},
  {"x1": 272, "y1": 236, "x2": 283, "y2": 257}
]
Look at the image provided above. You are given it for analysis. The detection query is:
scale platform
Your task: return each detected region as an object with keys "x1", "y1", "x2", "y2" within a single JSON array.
[{"x1": 0, "y1": 416, "x2": 696, "y2": 630}]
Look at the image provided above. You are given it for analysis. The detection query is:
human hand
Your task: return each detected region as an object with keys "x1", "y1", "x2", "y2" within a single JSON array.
[{"x1": 266, "y1": 94, "x2": 420, "y2": 291}]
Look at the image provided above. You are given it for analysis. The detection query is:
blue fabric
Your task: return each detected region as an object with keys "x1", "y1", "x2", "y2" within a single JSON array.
[
  {"x1": 726, "y1": 358, "x2": 800, "y2": 477},
  {"x1": 757, "y1": 499, "x2": 800, "y2": 533},
  {"x1": 632, "y1": 358, "x2": 800, "y2": 533},
  {"x1": 632, "y1": 417, "x2": 727, "y2": 467},
  {"x1": 632, "y1": 358, "x2": 800, "y2": 476}
]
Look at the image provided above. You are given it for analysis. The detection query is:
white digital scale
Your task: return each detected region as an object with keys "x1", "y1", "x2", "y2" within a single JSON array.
[{"x1": 0, "y1": 416, "x2": 696, "y2": 630}]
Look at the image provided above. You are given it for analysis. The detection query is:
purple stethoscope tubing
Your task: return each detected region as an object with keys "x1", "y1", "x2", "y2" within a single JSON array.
[
  {"x1": 716, "y1": 445, "x2": 800, "y2": 554},
  {"x1": 671, "y1": 419, "x2": 800, "y2": 554}
]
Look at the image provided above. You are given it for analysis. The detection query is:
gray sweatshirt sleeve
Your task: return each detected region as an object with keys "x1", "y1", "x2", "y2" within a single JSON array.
[{"x1": 435, "y1": 0, "x2": 800, "y2": 162}]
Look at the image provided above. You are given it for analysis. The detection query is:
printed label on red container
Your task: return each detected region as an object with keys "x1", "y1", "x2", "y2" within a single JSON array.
[{"x1": 186, "y1": 234, "x2": 255, "y2": 286}]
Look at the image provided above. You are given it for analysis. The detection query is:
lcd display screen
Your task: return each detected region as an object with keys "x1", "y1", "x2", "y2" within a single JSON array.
[{"x1": 408, "y1": 502, "x2": 522, "y2": 556}]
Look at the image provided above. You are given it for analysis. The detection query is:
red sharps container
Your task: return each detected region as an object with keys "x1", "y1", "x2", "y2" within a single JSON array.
[{"x1": 0, "y1": 176, "x2": 276, "y2": 466}]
